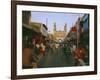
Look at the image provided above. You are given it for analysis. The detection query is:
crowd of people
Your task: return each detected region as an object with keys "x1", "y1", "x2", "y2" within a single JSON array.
[
  {"x1": 32, "y1": 40, "x2": 88, "y2": 66},
  {"x1": 23, "y1": 36, "x2": 89, "y2": 69},
  {"x1": 63, "y1": 43, "x2": 88, "y2": 66}
]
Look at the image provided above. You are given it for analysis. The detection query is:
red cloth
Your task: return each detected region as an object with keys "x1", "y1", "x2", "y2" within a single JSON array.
[
  {"x1": 74, "y1": 48, "x2": 85, "y2": 59},
  {"x1": 34, "y1": 36, "x2": 42, "y2": 44},
  {"x1": 70, "y1": 27, "x2": 77, "y2": 32}
]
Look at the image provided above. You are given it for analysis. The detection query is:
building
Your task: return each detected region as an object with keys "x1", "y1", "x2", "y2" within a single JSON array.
[
  {"x1": 22, "y1": 11, "x2": 48, "y2": 68},
  {"x1": 82, "y1": 14, "x2": 89, "y2": 33},
  {"x1": 53, "y1": 22, "x2": 67, "y2": 42},
  {"x1": 79, "y1": 14, "x2": 89, "y2": 46},
  {"x1": 63, "y1": 17, "x2": 83, "y2": 45},
  {"x1": 22, "y1": 11, "x2": 31, "y2": 25},
  {"x1": 48, "y1": 33, "x2": 54, "y2": 41},
  {"x1": 30, "y1": 22, "x2": 48, "y2": 37}
]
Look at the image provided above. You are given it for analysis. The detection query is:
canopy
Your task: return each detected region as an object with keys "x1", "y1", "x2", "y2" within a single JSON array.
[{"x1": 23, "y1": 23, "x2": 40, "y2": 33}]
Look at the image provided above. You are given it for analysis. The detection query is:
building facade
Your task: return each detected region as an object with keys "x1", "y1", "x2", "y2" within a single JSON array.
[{"x1": 53, "y1": 22, "x2": 67, "y2": 42}]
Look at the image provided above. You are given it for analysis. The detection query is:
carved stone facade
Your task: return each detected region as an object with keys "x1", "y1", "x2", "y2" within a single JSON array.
[{"x1": 53, "y1": 22, "x2": 68, "y2": 42}]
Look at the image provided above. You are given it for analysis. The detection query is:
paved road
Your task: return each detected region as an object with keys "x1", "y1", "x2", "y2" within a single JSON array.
[{"x1": 37, "y1": 46, "x2": 75, "y2": 68}]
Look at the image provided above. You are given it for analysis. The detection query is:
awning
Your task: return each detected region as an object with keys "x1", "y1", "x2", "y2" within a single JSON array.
[
  {"x1": 31, "y1": 22, "x2": 48, "y2": 37},
  {"x1": 40, "y1": 25, "x2": 48, "y2": 37},
  {"x1": 23, "y1": 23, "x2": 48, "y2": 37},
  {"x1": 22, "y1": 23, "x2": 40, "y2": 33}
]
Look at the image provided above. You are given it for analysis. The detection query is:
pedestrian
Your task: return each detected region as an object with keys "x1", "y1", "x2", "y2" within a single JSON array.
[
  {"x1": 32, "y1": 38, "x2": 35, "y2": 48},
  {"x1": 31, "y1": 39, "x2": 36, "y2": 63},
  {"x1": 71, "y1": 44, "x2": 76, "y2": 53},
  {"x1": 40, "y1": 43, "x2": 46, "y2": 56},
  {"x1": 32, "y1": 42, "x2": 41, "y2": 63},
  {"x1": 74, "y1": 44, "x2": 86, "y2": 66}
]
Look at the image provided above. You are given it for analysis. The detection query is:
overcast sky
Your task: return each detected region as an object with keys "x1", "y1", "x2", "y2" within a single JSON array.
[{"x1": 31, "y1": 11, "x2": 84, "y2": 33}]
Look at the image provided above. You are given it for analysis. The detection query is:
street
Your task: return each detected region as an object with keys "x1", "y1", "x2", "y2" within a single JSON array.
[
  {"x1": 22, "y1": 11, "x2": 89, "y2": 69},
  {"x1": 37, "y1": 45, "x2": 75, "y2": 68}
]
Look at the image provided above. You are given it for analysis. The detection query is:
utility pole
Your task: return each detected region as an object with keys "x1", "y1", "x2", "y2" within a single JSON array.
[{"x1": 46, "y1": 18, "x2": 48, "y2": 28}]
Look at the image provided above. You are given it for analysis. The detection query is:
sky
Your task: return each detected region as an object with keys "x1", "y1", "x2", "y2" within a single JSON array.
[{"x1": 31, "y1": 11, "x2": 84, "y2": 33}]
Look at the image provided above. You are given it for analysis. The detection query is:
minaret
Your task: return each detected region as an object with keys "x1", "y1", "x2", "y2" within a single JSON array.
[
  {"x1": 53, "y1": 22, "x2": 56, "y2": 33},
  {"x1": 64, "y1": 23, "x2": 67, "y2": 32}
]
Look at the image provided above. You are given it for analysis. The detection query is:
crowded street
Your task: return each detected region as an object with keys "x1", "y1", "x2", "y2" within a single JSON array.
[
  {"x1": 37, "y1": 43, "x2": 75, "y2": 68},
  {"x1": 22, "y1": 11, "x2": 89, "y2": 69}
]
